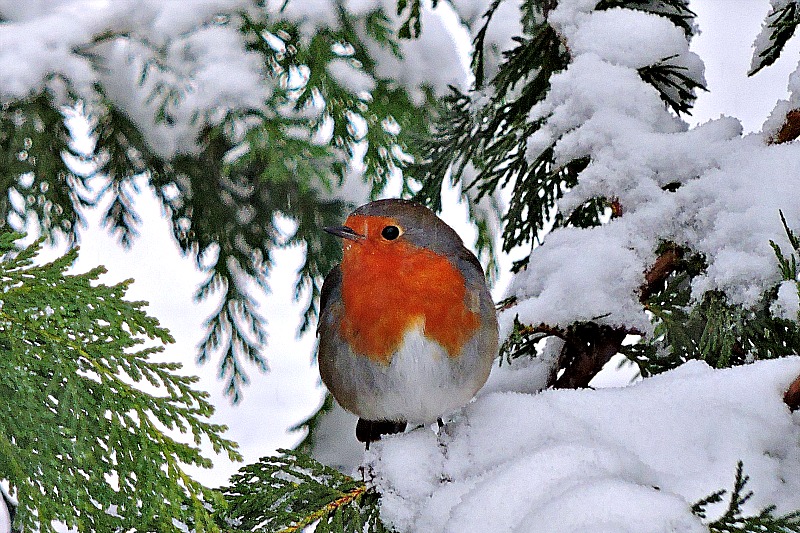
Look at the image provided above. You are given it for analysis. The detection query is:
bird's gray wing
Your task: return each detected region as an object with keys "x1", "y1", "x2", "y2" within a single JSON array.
[{"x1": 317, "y1": 265, "x2": 342, "y2": 336}]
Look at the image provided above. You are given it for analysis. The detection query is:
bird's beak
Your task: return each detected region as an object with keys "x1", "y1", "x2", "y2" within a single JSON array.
[{"x1": 324, "y1": 225, "x2": 365, "y2": 241}]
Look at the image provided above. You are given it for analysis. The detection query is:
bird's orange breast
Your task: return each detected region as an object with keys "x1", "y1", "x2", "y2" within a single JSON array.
[{"x1": 339, "y1": 217, "x2": 479, "y2": 364}]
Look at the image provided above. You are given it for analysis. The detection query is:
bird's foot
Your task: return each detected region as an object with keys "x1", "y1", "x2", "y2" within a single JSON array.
[
  {"x1": 358, "y1": 461, "x2": 377, "y2": 485},
  {"x1": 357, "y1": 418, "x2": 407, "y2": 450}
]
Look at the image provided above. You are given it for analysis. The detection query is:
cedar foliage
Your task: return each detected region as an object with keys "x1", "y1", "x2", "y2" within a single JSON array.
[
  {"x1": 4, "y1": 0, "x2": 800, "y2": 531},
  {"x1": 750, "y1": 0, "x2": 800, "y2": 75},
  {"x1": 220, "y1": 450, "x2": 385, "y2": 533},
  {"x1": 0, "y1": 233, "x2": 240, "y2": 531},
  {"x1": 229, "y1": 0, "x2": 800, "y2": 529},
  {"x1": 423, "y1": 0, "x2": 800, "y2": 382}
]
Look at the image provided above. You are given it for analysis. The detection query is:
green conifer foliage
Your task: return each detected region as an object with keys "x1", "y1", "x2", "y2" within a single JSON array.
[
  {"x1": 0, "y1": 233, "x2": 240, "y2": 532},
  {"x1": 750, "y1": 1, "x2": 800, "y2": 75},
  {"x1": 0, "y1": 94, "x2": 88, "y2": 243},
  {"x1": 693, "y1": 462, "x2": 800, "y2": 532},
  {"x1": 221, "y1": 450, "x2": 386, "y2": 533},
  {"x1": 2, "y1": 5, "x2": 437, "y2": 401}
]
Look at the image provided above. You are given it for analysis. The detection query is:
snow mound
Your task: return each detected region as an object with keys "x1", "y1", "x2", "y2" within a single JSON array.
[{"x1": 368, "y1": 358, "x2": 800, "y2": 532}]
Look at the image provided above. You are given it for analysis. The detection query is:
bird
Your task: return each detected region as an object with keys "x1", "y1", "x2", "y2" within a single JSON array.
[{"x1": 317, "y1": 199, "x2": 498, "y2": 449}]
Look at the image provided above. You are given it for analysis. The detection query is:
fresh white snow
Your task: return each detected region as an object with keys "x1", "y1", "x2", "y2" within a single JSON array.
[
  {"x1": 504, "y1": 0, "x2": 800, "y2": 336},
  {"x1": 3, "y1": 0, "x2": 800, "y2": 532},
  {"x1": 369, "y1": 358, "x2": 800, "y2": 532},
  {"x1": 307, "y1": 1, "x2": 800, "y2": 531}
]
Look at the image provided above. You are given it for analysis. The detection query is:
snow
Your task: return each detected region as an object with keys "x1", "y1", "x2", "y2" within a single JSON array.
[
  {"x1": 3, "y1": 1, "x2": 800, "y2": 531},
  {"x1": 0, "y1": 0, "x2": 468, "y2": 157},
  {"x1": 451, "y1": 0, "x2": 524, "y2": 84},
  {"x1": 369, "y1": 357, "x2": 800, "y2": 532},
  {"x1": 504, "y1": 0, "x2": 800, "y2": 339},
  {"x1": 368, "y1": 3, "x2": 470, "y2": 104},
  {"x1": 502, "y1": 222, "x2": 655, "y2": 335},
  {"x1": 307, "y1": 3, "x2": 800, "y2": 530},
  {"x1": 773, "y1": 280, "x2": 800, "y2": 319},
  {"x1": 327, "y1": 59, "x2": 375, "y2": 94},
  {"x1": 0, "y1": 496, "x2": 7, "y2": 533},
  {"x1": 564, "y1": 8, "x2": 697, "y2": 71},
  {"x1": 750, "y1": 0, "x2": 793, "y2": 73}
]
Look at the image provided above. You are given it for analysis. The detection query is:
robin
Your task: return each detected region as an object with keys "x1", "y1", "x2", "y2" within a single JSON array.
[{"x1": 318, "y1": 199, "x2": 499, "y2": 448}]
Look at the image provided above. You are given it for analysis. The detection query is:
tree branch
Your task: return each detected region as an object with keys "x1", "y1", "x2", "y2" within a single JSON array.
[
  {"x1": 640, "y1": 245, "x2": 683, "y2": 302},
  {"x1": 553, "y1": 324, "x2": 628, "y2": 389},
  {"x1": 760, "y1": 107, "x2": 800, "y2": 409},
  {"x1": 542, "y1": 247, "x2": 683, "y2": 389},
  {"x1": 769, "y1": 109, "x2": 800, "y2": 145},
  {"x1": 785, "y1": 373, "x2": 800, "y2": 411}
]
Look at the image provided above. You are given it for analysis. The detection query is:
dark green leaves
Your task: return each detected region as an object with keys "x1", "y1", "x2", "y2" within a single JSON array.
[
  {"x1": 92, "y1": 92, "x2": 173, "y2": 246},
  {"x1": 0, "y1": 5, "x2": 436, "y2": 402},
  {"x1": 413, "y1": 17, "x2": 574, "y2": 256},
  {"x1": 0, "y1": 93, "x2": 86, "y2": 242},
  {"x1": 221, "y1": 449, "x2": 389, "y2": 533},
  {"x1": 157, "y1": 117, "x2": 348, "y2": 401},
  {"x1": 414, "y1": 0, "x2": 703, "y2": 260},
  {"x1": 694, "y1": 461, "x2": 800, "y2": 532},
  {"x1": 750, "y1": 1, "x2": 800, "y2": 76},
  {"x1": 0, "y1": 232, "x2": 240, "y2": 532},
  {"x1": 637, "y1": 55, "x2": 706, "y2": 115},
  {"x1": 770, "y1": 209, "x2": 800, "y2": 282},
  {"x1": 625, "y1": 237, "x2": 800, "y2": 377}
]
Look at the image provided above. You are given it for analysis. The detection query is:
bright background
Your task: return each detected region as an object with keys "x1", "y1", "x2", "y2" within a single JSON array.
[{"x1": 38, "y1": 0, "x2": 800, "y2": 489}]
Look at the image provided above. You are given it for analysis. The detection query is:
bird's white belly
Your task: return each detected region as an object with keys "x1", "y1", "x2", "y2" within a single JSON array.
[{"x1": 352, "y1": 325, "x2": 478, "y2": 423}]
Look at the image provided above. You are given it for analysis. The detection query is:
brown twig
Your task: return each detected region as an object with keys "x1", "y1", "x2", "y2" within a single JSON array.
[
  {"x1": 785, "y1": 373, "x2": 800, "y2": 412},
  {"x1": 552, "y1": 324, "x2": 628, "y2": 389},
  {"x1": 769, "y1": 109, "x2": 800, "y2": 145},
  {"x1": 610, "y1": 197, "x2": 623, "y2": 218},
  {"x1": 519, "y1": 323, "x2": 567, "y2": 340},
  {"x1": 640, "y1": 246, "x2": 683, "y2": 303},
  {"x1": 531, "y1": 247, "x2": 682, "y2": 389}
]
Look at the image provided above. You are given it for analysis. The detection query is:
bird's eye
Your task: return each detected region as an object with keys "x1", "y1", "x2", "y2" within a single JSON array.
[{"x1": 381, "y1": 225, "x2": 401, "y2": 240}]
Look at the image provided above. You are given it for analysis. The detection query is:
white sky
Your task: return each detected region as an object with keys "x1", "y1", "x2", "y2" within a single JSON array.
[
  {"x1": 690, "y1": 0, "x2": 800, "y2": 132},
  {"x1": 36, "y1": 0, "x2": 800, "y2": 489}
]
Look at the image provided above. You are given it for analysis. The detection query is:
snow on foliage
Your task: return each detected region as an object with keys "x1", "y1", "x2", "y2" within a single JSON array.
[
  {"x1": 502, "y1": 0, "x2": 800, "y2": 335},
  {"x1": 5, "y1": 0, "x2": 800, "y2": 530},
  {"x1": 1, "y1": 0, "x2": 265, "y2": 156},
  {"x1": 369, "y1": 358, "x2": 800, "y2": 532},
  {"x1": 0, "y1": 0, "x2": 464, "y2": 158},
  {"x1": 0, "y1": 0, "x2": 488, "y2": 401}
]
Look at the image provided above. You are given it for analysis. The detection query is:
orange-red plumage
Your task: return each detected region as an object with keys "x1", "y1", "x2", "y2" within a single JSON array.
[
  {"x1": 338, "y1": 214, "x2": 479, "y2": 363},
  {"x1": 317, "y1": 199, "x2": 498, "y2": 446}
]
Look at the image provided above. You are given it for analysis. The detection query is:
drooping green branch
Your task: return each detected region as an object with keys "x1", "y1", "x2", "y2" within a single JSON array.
[{"x1": 0, "y1": 232, "x2": 240, "y2": 532}]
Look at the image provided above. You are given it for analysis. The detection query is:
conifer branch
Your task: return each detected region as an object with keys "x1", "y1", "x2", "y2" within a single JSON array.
[
  {"x1": 750, "y1": 1, "x2": 800, "y2": 76},
  {"x1": 695, "y1": 461, "x2": 800, "y2": 532},
  {"x1": 637, "y1": 55, "x2": 705, "y2": 115},
  {"x1": 279, "y1": 485, "x2": 368, "y2": 533},
  {"x1": 553, "y1": 324, "x2": 628, "y2": 389},
  {"x1": 221, "y1": 449, "x2": 388, "y2": 533},
  {"x1": 0, "y1": 232, "x2": 239, "y2": 531},
  {"x1": 640, "y1": 245, "x2": 684, "y2": 302}
]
